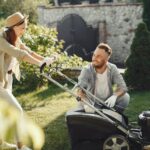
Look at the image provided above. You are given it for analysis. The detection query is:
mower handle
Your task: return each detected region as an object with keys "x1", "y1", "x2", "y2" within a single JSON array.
[
  {"x1": 41, "y1": 72, "x2": 129, "y2": 135},
  {"x1": 40, "y1": 64, "x2": 115, "y2": 111},
  {"x1": 40, "y1": 62, "x2": 46, "y2": 73}
]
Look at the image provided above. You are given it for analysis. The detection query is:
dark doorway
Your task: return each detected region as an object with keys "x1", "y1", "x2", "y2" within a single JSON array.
[{"x1": 57, "y1": 14, "x2": 98, "y2": 61}]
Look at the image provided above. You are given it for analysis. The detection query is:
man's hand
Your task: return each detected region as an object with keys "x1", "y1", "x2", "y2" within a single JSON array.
[
  {"x1": 105, "y1": 95, "x2": 117, "y2": 108},
  {"x1": 83, "y1": 104, "x2": 95, "y2": 113},
  {"x1": 77, "y1": 89, "x2": 86, "y2": 100}
]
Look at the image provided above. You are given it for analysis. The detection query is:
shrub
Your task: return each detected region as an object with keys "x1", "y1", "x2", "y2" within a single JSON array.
[
  {"x1": 17, "y1": 24, "x2": 86, "y2": 89},
  {"x1": 143, "y1": 0, "x2": 150, "y2": 31},
  {"x1": 0, "y1": 0, "x2": 49, "y2": 23},
  {"x1": 124, "y1": 22, "x2": 150, "y2": 90},
  {"x1": 0, "y1": 18, "x2": 5, "y2": 28}
]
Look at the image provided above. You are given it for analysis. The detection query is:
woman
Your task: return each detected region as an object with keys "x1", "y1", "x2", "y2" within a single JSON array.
[{"x1": 0, "y1": 12, "x2": 56, "y2": 150}]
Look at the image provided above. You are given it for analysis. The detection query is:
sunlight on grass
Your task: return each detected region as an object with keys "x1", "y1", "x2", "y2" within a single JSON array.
[
  {"x1": 27, "y1": 93, "x2": 76, "y2": 127},
  {"x1": 16, "y1": 85, "x2": 76, "y2": 150}
]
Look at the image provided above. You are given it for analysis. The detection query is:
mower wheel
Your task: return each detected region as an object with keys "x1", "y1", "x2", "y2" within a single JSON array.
[{"x1": 103, "y1": 134, "x2": 130, "y2": 150}]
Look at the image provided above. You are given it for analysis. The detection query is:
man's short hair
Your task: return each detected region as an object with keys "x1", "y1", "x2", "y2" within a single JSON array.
[{"x1": 97, "y1": 43, "x2": 112, "y2": 55}]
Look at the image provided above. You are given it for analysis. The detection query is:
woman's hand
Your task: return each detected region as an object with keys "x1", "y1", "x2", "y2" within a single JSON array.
[{"x1": 40, "y1": 53, "x2": 60, "y2": 67}]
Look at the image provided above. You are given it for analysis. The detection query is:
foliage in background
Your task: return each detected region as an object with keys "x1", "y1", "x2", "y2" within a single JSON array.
[
  {"x1": 124, "y1": 22, "x2": 150, "y2": 90},
  {"x1": 58, "y1": 0, "x2": 99, "y2": 4},
  {"x1": 18, "y1": 24, "x2": 86, "y2": 89},
  {"x1": 129, "y1": 0, "x2": 143, "y2": 2},
  {"x1": 0, "y1": 0, "x2": 143, "y2": 23},
  {"x1": 137, "y1": 0, "x2": 143, "y2": 2},
  {"x1": 57, "y1": 0, "x2": 142, "y2": 5},
  {"x1": 0, "y1": 18, "x2": 5, "y2": 28},
  {"x1": 142, "y1": 0, "x2": 150, "y2": 31},
  {"x1": 0, "y1": 0, "x2": 49, "y2": 23}
]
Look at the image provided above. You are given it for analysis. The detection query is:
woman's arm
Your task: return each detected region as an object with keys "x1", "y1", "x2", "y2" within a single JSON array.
[
  {"x1": 20, "y1": 42, "x2": 44, "y2": 61},
  {"x1": 22, "y1": 53, "x2": 41, "y2": 66}
]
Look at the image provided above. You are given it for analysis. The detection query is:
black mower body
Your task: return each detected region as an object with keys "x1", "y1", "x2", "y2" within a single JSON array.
[
  {"x1": 66, "y1": 109, "x2": 150, "y2": 150},
  {"x1": 66, "y1": 109, "x2": 128, "y2": 150}
]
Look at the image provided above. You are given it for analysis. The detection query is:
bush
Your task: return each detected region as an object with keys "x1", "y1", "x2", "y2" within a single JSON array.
[
  {"x1": 17, "y1": 24, "x2": 86, "y2": 89},
  {"x1": 0, "y1": 18, "x2": 5, "y2": 28},
  {"x1": 0, "y1": 0, "x2": 49, "y2": 23},
  {"x1": 124, "y1": 22, "x2": 150, "y2": 90},
  {"x1": 143, "y1": 0, "x2": 150, "y2": 31}
]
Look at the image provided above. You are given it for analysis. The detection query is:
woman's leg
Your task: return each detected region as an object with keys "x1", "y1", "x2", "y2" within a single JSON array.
[
  {"x1": 0, "y1": 87, "x2": 26, "y2": 148},
  {"x1": 0, "y1": 78, "x2": 31, "y2": 149},
  {"x1": 6, "y1": 74, "x2": 13, "y2": 92},
  {"x1": 0, "y1": 87, "x2": 23, "y2": 114}
]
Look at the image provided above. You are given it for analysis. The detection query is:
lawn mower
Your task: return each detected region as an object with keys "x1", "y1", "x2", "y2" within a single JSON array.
[{"x1": 40, "y1": 64, "x2": 150, "y2": 150}]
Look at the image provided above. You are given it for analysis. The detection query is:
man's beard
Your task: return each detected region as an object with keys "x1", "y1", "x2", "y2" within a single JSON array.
[{"x1": 92, "y1": 60, "x2": 106, "y2": 69}]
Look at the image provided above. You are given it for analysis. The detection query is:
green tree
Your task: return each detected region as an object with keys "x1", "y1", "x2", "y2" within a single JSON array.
[
  {"x1": 124, "y1": 22, "x2": 150, "y2": 90},
  {"x1": 138, "y1": 0, "x2": 143, "y2": 2},
  {"x1": 143, "y1": 0, "x2": 150, "y2": 31},
  {"x1": 0, "y1": 0, "x2": 48, "y2": 23}
]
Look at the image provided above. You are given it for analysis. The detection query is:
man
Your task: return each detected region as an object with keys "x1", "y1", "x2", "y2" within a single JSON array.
[{"x1": 77, "y1": 43, "x2": 130, "y2": 113}]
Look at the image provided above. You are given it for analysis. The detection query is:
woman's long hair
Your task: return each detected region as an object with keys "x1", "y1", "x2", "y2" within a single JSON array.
[
  {"x1": 5, "y1": 28, "x2": 17, "y2": 46},
  {"x1": 5, "y1": 20, "x2": 26, "y2": 46}
]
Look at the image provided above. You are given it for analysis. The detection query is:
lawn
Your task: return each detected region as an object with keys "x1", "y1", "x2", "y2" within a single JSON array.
[
  {"x1": 15, "y1": 84, "x2": 150, "y2": 150},
  {"x1": 15, "y1": 84, "x2": 76, "y2": 150}
]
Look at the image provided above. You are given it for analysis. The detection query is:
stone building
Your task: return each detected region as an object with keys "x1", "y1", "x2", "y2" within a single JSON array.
[{"x1": 38, "y1": 2, "x2": 143, "y2": 66}]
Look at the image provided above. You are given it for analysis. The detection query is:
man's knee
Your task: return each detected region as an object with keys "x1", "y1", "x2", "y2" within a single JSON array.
[
  {"x1": 115, "y1": 93, "x2": 130, "y2": 112},
  {"x1": 120, "y1": 93, "x2": 130, "y2": 105}
]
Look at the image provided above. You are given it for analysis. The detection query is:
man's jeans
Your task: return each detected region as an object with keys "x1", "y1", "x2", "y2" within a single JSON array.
[{"x1": 115, "y1": 93, "x2": 130, "y2": 112}]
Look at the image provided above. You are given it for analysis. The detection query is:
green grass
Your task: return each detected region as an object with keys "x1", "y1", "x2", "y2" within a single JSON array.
[
  {"x1": 15, "y1": 84, "x2": 76, "y2": 150},
  {"x1": 125, "y1": 90, "x2": 150, "y2": 123},
  {"x1": 15, "y1": 84, "x2": 150, "y2": 150}
]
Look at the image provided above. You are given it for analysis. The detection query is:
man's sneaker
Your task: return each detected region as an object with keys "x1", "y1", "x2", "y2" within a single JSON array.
[
  {"x1": 17, "y1": 146, "x2": 32, "y2": 150},
  {"x1": 0, "y1": 142, "x2": 17, "y2": 150}
]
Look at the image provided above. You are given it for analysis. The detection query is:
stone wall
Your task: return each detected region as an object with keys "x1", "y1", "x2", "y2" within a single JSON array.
[{"x1": 38, "y1": 3, "x2": 143, "y2": 66}]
